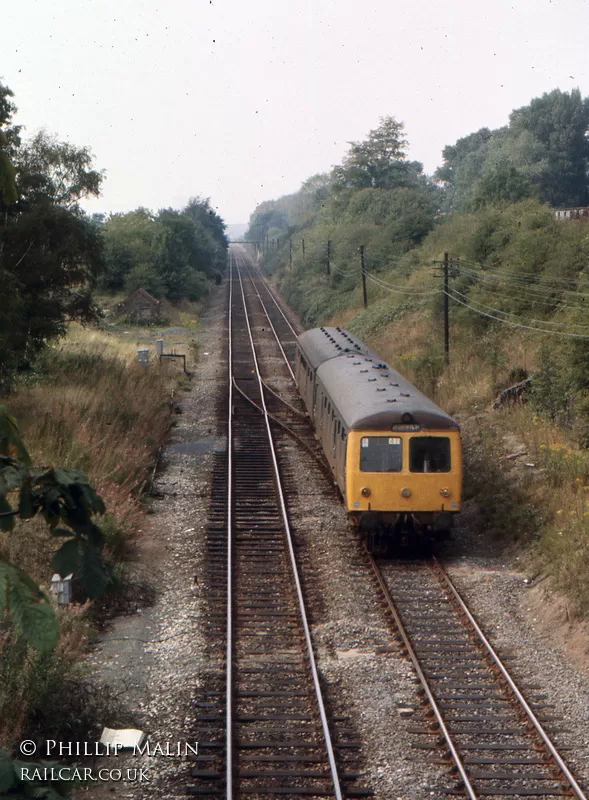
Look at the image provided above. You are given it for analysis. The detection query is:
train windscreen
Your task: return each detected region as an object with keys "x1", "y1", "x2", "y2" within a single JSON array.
[
  {"x1": 360, "y1": 436, "x2": 402, "y2": 472},
  {"x1": 409, "y1": 437, "x2": 451, "y2": 473}
]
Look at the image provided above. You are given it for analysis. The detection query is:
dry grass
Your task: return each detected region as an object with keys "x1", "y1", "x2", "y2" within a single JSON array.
[
  {"x1": 4, "y1": 323, "x2": 175, "y2": 587},
  {"x1": 0, "y1": 320, "x2": 185, "y2": 749}
]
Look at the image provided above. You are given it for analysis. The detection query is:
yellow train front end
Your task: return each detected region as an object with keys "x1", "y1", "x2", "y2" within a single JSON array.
[{"x1": 346, "y1": 428, "x2": 462, "y2": 535}]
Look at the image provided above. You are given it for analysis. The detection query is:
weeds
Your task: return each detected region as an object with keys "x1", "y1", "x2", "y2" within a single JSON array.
[
  {"x1": 461, "y1": 416, "x2": 543, "y2": 542},
  {"x1": 0, "y1": 320, "x2": 181, "y2": 752}
]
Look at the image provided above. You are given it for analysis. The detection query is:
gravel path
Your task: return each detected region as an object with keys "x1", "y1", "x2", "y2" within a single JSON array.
[{"x1": 74, "y1": 290, "x2": 227, "y2": 798}]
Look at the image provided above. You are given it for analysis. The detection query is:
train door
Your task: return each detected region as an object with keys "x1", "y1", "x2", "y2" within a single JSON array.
[
  {"x1": 324, "y1": 404, "x2": 336, "y2": 472},
  {"x1": 315, "y1": 388, "x2": 324, "y2": 433},
  {"x1": 306, "y1": 366, "x2": 314, "y2": 414},
  {"x1": 334, "y1": 421, "x2": 347, "y2": 494}
]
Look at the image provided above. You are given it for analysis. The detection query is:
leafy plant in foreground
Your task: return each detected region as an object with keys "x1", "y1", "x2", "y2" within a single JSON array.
[{"x1": 0, "y1": 405, "x2": 114, "y2": 797}]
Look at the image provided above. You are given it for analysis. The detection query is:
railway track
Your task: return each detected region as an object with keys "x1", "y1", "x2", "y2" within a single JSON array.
[
  {"x1": 189, "y1": 244, "x2": 587, "y2": 800},
  {"x1": 368, "y1": 554, "x2": 588, "y2": 800},
  {"x1": 187, "y1": 246, "x2": 370, "y2": 798}
]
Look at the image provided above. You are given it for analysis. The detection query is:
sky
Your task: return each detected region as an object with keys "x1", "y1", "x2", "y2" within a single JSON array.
[{"x1": 2, "y1": 0, "x2": 588, "y2": 226}]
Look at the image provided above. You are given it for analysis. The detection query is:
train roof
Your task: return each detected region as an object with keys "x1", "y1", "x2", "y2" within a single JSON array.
[
  {"x1": 298, "y1": 328, "x2": 458, "y2": 431},
  {"x1": 297, "y1": 327, "x2": 380, "y2": 369},
  {"x1": 318, "y1": 354, "x2": 458, "y2": 431}
]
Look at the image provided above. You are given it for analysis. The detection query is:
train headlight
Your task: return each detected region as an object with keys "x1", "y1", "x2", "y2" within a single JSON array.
[
  {"x1": 440, "y1": 487, "x2": 452, "y2": 498},
  {"x1": 400, "y1": 488, "x2": 412, "y2": 498},
  {"x1": 361, "y1": 487, "x2": 371, "y2": 497}
]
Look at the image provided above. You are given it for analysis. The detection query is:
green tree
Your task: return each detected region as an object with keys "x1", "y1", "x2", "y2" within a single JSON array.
[
  {"x1": 100, "y1": 199, "x2": 227, "y2": 300},
  {"x1": 100, "y1": 208, "x2": 157, "y2": 292},
  {"x1": 435, "y1": 127, "x2": 500, "y2": 211},
  {"x1": 0, "y1": 82, "x2": 104, "y2": 376},
  {"x1": 332, "y1": 116, "x2": 422, "y2": 191},
  {"x1": 16, "y1": 130, "x2": 102, "y2": 209},
  {"x1": 0, "y1": 131, "x2": 17, "y2": 205},
  {"x1": 153, "y1": 209, "x2": 207, "y2": 301},
  {"x1": 437, "y1": 89, "x2": 589, "y2": 211},
  {"x1": 509, "y1": 88, "x2": 589, "y2": 207},
  {"x1": 472, "y1": 164, "x2": 535, "y2": 207}
]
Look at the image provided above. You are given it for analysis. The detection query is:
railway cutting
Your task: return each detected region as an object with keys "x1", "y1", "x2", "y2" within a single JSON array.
[{"x1": 187, "y1": 244, "x2": 588, "y2": 800}]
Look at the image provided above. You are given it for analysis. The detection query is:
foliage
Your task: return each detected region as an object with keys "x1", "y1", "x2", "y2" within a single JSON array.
[
  {"x1": 461, "y1": 417, "x2": 542, "y2": 540},
  {"x1": 98, "y1": 198, "x2": 228, "y2": 300},
  {"x1": 0, "y1": 82, "x2": 104, "y2": 378},
  {"x1": 246, "y1": 118, "x2": 439, "y2": 326},
  {"x1": 0, "y1": 406, "x2": 114, "y2": 652},
  {"x1": 16, "y1": 130, "x2": 102, "y2": 209},
  {"x1": 332, "y1": 116, "x2": 422, "y2": 191},
  {"x1": 436, "y1": 89, "x2": 589, "y2": 211},
  {"x1": 0, "y1": 747, "x2": 72, "y2": 797}
]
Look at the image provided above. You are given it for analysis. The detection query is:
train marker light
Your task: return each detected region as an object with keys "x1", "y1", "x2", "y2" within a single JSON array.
[
  {"x1": 401, "y1": 488, "x2": 412, "y2": 498},
  {"x1": 361, "y1": 487, "x2": 372, "y2": 497}
]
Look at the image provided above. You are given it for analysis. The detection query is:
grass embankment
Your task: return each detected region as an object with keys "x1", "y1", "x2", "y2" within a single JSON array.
[
  {"x1": 269, "y1": 200, "x2": 589, "y2": 616},
  {"x1": 0, "y1": 306, "x2": 200, "y2": 750}
]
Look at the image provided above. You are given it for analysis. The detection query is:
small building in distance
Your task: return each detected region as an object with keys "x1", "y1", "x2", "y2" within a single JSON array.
[
  {"x1": 118, "y1": 288, "x2": 161, "y2": 320},
  {"x1": 553, "y1": 206, "x2": 589, "y2": 220}
]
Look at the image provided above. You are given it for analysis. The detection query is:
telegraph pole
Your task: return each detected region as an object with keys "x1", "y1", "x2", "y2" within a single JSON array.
[
  {"x1": 360, "y1": 245, "x2": 367, "y2": 309},
  {"x1": 301, "y1": 238, "x2": 305, "y2": 264},
  {"x1": 289, "y1": 238, "x2": 292, "y2": 268},
  {"x1": 326, "y1": 240, "x2": 331, "y2": 276},
  {"x1": 433, "y1": 251, "x2": 460, "y2": 365}
]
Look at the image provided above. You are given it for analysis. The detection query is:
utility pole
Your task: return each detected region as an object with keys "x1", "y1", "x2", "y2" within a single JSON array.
[
  {"x1": 289, "y1": 238, "x2": 292, "y2": 268},
  {"x1": 301, "y1": 238, "x2": 305, "y2": 264},
  {"x1": 433, "y1": 251, "x2": 460, "y2": 365},
  {"x1": 360, "y1": 245, "x2": 367, "y2": 309},
  {"x1": 326, "y1": 240, "x2": 331, "y2": 276}
]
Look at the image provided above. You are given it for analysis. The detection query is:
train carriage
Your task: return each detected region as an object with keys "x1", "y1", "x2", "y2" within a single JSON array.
[{"x1": 295, "y1": 327, "x2": 462, "y2": 545}]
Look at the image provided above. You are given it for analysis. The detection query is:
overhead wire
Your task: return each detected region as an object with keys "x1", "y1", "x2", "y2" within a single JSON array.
[
  {"x1": 453, "y1": 278, "x2": 589, "y2": 314},
  {"x1": 447, "y1": 287, "x2": 589, "y2": 330},
  {"x1": 458, "y1": 258, "x2": 586, "y2": 288},
  {"x1": 444, "y1": 289, "x2": 589, "y2": 338},
  {"x1": 456, "y1": 264, "x2": 589, "y2": 308},
  {"x1": 457, "y1": 261, "x2": 589, "y2": 296}
]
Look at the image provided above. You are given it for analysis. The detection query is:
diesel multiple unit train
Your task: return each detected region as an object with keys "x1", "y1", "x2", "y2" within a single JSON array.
[{"x1": 295, "y1": 327, "x2": 462, "y2": 546}]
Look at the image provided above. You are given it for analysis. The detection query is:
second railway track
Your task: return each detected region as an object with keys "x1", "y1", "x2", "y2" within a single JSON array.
[{"x1": 367, "y1": 554, "x2": 588, "y2": 799}]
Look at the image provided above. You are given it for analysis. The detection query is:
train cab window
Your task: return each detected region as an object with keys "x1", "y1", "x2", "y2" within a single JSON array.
[
  {"x1": 409, "y1": 437, "x2": 451, "y2": 473},
  {"x1": 360, "y1": 437, "x2": 402, "y2": 472}
]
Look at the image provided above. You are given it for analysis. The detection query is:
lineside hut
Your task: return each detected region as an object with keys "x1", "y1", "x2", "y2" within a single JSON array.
[{"x1": 118, "y1": 288, "x2": 161, "y2": 320}]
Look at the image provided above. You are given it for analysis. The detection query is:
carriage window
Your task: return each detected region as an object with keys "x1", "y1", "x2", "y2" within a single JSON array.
[
  {"x1": 409, "y1": 437, "x2": 451, "y2": 473},
  {"x1": 360, "y1": 437, "x2": 402, "y2": 472}
]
